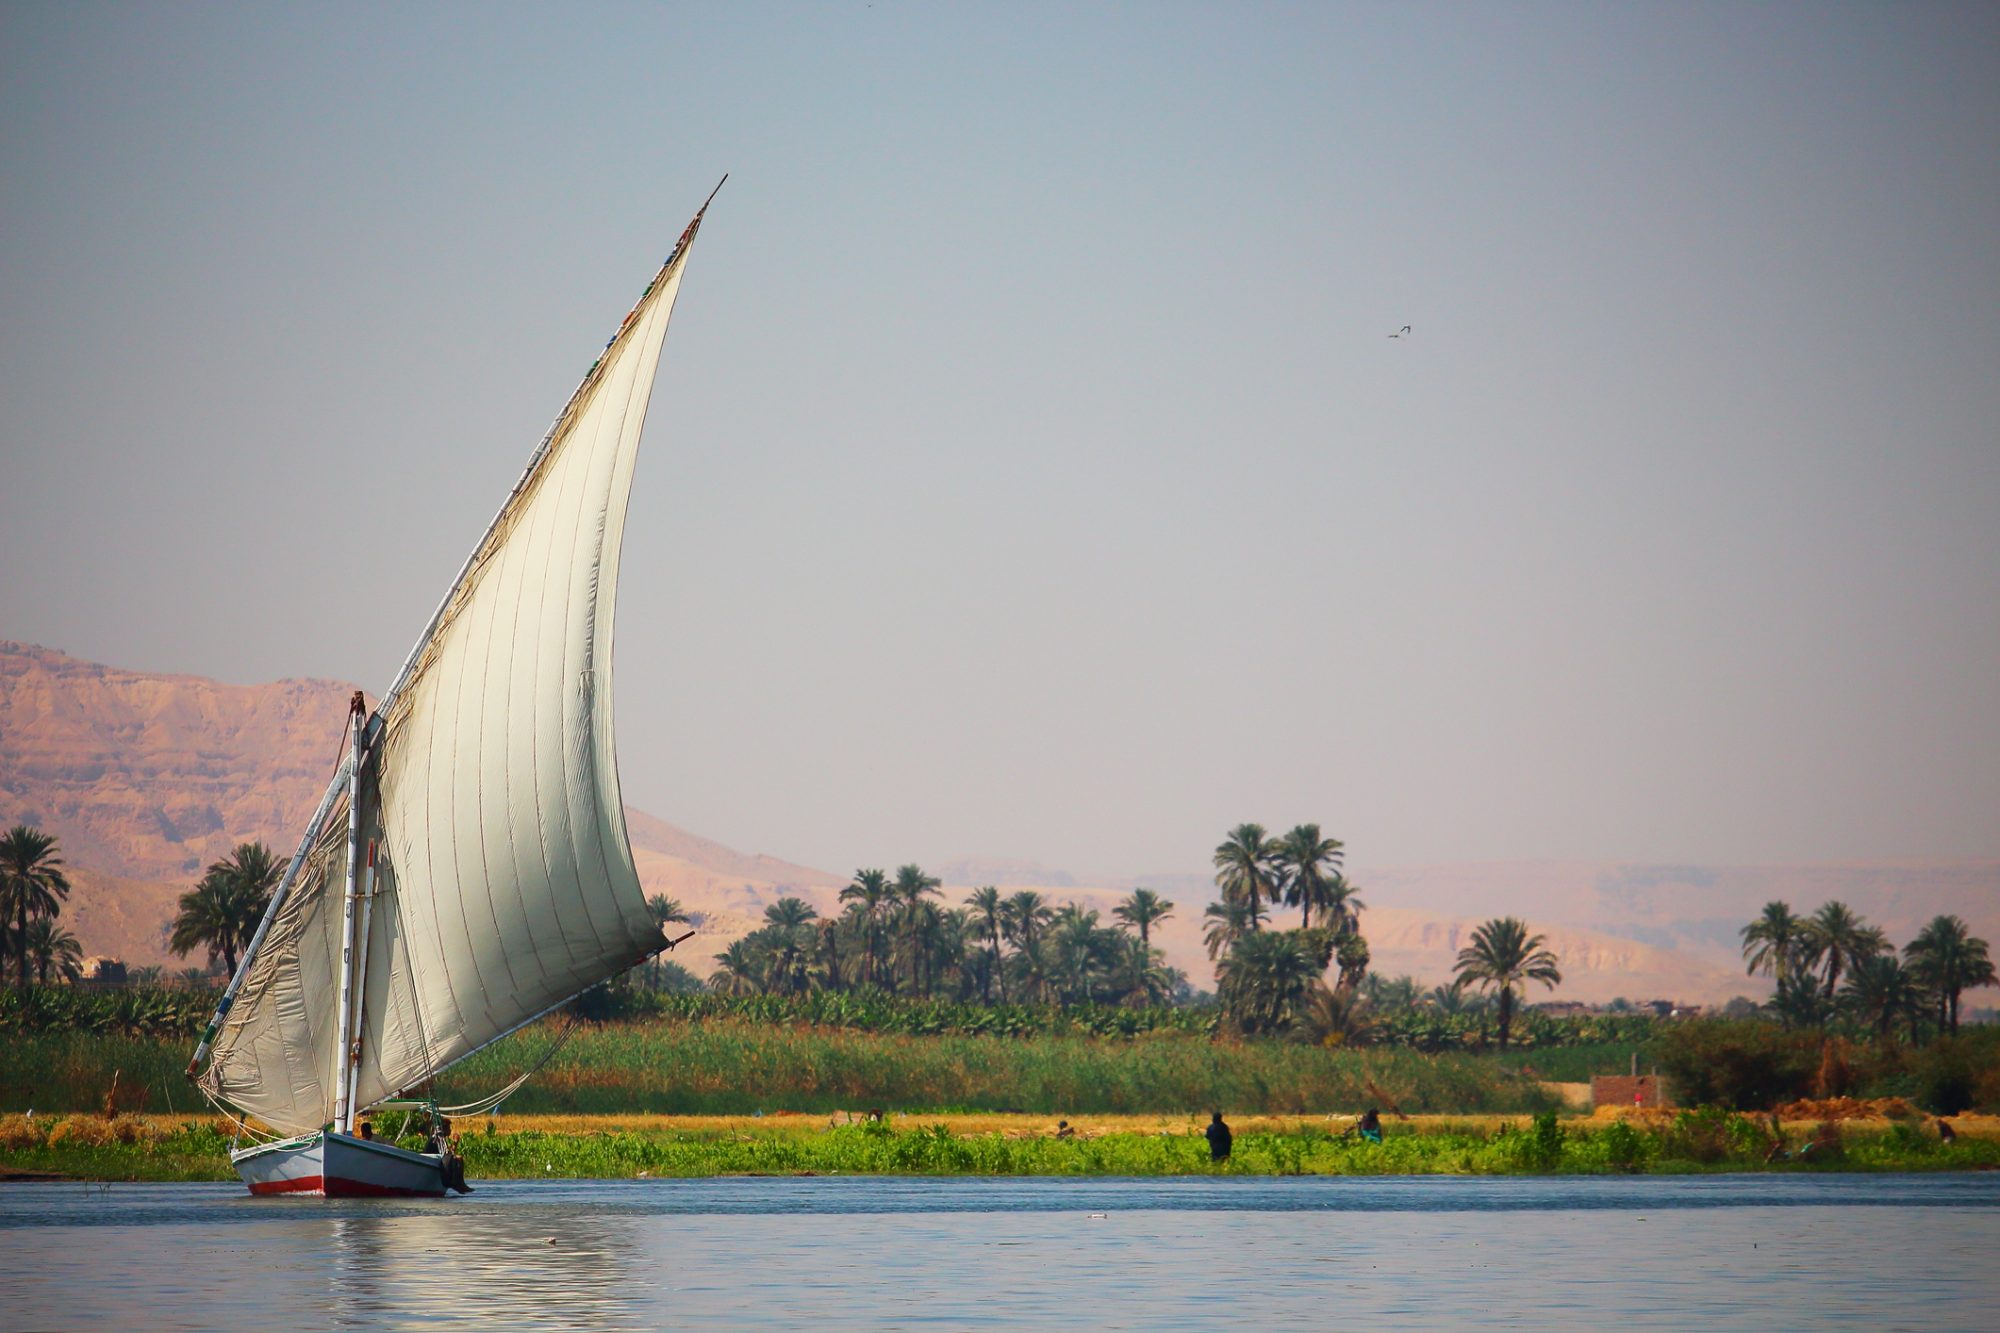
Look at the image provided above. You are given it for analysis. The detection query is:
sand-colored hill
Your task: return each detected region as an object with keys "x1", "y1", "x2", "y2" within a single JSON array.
[
  {"x1": 2, "y1": 639, "x2": 1991, "y2": 1007},
  {"x1": 0, "y1": 641, "x2": 848, "y2": 969}
]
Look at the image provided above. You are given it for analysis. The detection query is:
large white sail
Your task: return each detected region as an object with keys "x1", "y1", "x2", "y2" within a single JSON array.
[{"x1": 203, "y1": 223, "x2": 701, "y2": 1135}]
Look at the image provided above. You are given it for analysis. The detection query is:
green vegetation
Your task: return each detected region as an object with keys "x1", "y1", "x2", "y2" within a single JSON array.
[
  {"x1": 1656, "y1": 1021, "x2": 2000, "y2": 1115},
  {"x1": 1450, "y1": 917, "x2": 1563, "y2": 1050},
  {"x1": 168, "y1": 841, "x2": 281, "y2": 977},
  {"x1": 1, "y1": 825, "x2": 73, "y2": 992},
  {"x1": 1742, "y1": 898, "x2": 1995, "y2": 1038},
  {"x1": 7, "y1": 1109, "x2": 1995, "y2": 1183},
  {"x1": 4, "y1": 1020, "x2": 1566, "y2": 1116}
]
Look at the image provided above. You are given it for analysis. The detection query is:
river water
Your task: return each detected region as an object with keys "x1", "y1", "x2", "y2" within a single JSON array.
[{"x1": 3, "y1": 1174, "x2": 1995, "y2": 1330}]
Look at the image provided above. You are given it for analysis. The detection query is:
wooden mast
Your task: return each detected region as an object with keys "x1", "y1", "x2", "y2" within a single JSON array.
[{"x1": 330, "y1": 691, "x2": 369, "y2": 1135}]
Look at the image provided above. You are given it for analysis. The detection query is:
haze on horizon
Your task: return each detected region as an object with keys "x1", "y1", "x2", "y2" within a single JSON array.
[{"x1": 3, "y1": 3, "x2": 1996, "y2": 885}]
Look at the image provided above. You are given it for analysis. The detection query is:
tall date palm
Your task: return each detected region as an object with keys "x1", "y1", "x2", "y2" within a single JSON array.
[
  {"x1": 1113, "y1": 888, "x2": 1175, "y2": 949},
  {"x1": 891, "y1": 864, "x2": 942, "y2": 992},
  {"x1": 24, "y1": 918, "x2": 83, "y2": 985},
  {"x1": 1271, "y1": 824, "x2": 1344, "y2": 931},
  {"x1": 1802, "y1": 902, "x2": 1885, "y2": 1000},
  {"x1": 966, "y1": 886, "x2": 1005, "y2": 1001},
  {"x1": 168, "y1": 842, "x2": 281, "y2": 978},
  {"x1": 1451, "y1": 917, "x2": 1562, "y2": 1051},
  {"x1": 1212, "y1": 824, "x2": 1277, "y2": 930},
  {"x1": 839, "y1": 869, "x2": 892, "y2": 987},
  {"x1": 1905, "y1": 915, "x2": 1996, "y2": 1036},
  {"x1": 0, "y1": 825, "x2": 70, "y2": 993},
  {"x1": 1741, "y1": 901, "x2": 1807, "y2": 985}
]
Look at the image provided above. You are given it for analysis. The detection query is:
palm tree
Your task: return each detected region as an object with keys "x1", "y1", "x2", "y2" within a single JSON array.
[
  {"x1": 1768, "y1": 968, "x2": 1834, "y2": 1030},
  {"x1": 168, "y1": 842, "x2": 281, "y2": 978},
  {"x1": 891, "y1": 864, "x2": 942, "y2": 991},
  {"x1": 1301, "y1": 983, "x2": 1374, "y2": 1047},
  {"x1": 763, "y1": 897, "x2": 818, "y2": 994},
  {"x1": 1740, "y1": 900, "x2": 1807, "y2": 985},
  {"x1": 1002, "y1": 891, "x2": 1054, "y2": 1001},
  {"x1": 966, "y1": 886, "x2": 1005, "y2": 1001},
  {"x1": 23, "y1": 918, "x2": 83, "y2": 985},
  {"x1": 1333, "y1": 933, "x2": 1371, "y2": 996},
  {"x1": 839, "y1": 869, "x2": 892, "y2": 987},
  {"x1": 0, "y1": 826, "x2": 71, "y2": 993},
  {"x1": 1112, "y1": 934, "x2": 1176, "y2": 1006},
  {"x1": 1216, "y1": 929, "x2": 1320, "y2": 1035},
  {"x1": 1201, "y1": 899, "x2": 1260, "y2": 962},
  {"x1": 638, "y1": 895, "x2": 694, "y2": 990},
  {"x1": 1841, "y1": 954, "x2": 1924, "y2": 1040},
  {"x1": 1048, "y1": 904, "x2": 1108, "y2": 1004},
  {"x1": 1801, "y1": 902, "x2": 1885, "y2": 1000},
  {"x1": 170, "y1": 875, "x2": 245, "y2": 976},
  {"x1": 1212, "y1": 824, "x2": 1277, "y2": 930},
  {"x1": 1271, "y1": 824, "x2": 1344, "y2": 930},
  {"x1": 1112, "y1": 888, "x2": 1175, "y2": 949},
  {"x1": 1905, "y1": 915, "x2": 1997, "y2": 1036},
  {"x1": 1451, "y1": 917, "x2": 1562, "y2": 1051},
  {"x1": 1360, "y1": 974, "x2": 1419, "y2": 1010},
  {"x1": 1422, "y1": 982, "x2": 1475, "y2": 1014},
  {"x1": 1320, "y1": 872, "x2": 1365, "y2": 938},
  {"x1": 709, "y1": 940, "x2": 763, "y2": 995}
]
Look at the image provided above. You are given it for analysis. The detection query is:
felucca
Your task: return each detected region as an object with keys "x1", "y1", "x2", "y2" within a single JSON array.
[{"x1": 185, "y1": 183, "x2": 722, "y2": 1197}]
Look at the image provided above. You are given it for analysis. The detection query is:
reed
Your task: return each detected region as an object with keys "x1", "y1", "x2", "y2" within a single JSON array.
[
  {"x1": 1, "y1": 1021, "x2": 1565, "y2": 1116},
  {"x1": 436, "y1": 1020, "x2": 1561, "y2": 1116}
]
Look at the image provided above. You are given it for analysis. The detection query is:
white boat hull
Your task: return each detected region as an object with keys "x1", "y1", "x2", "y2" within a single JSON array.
[{"x1": 232, "y1": 1130, "x2": 448, "y2": 1198}]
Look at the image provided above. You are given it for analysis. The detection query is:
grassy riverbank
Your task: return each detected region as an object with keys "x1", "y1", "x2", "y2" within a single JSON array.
[{"x1": 5, "y1": 1110, "x2": 1996, "y2": 1183}]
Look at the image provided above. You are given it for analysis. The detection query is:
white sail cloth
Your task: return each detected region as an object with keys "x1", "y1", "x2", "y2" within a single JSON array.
[{"x1": 204, "y1": 249, "x2": 690, "y2": 1135}]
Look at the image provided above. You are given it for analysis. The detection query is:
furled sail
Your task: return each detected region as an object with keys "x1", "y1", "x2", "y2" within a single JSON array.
[{"x1": 203, "y1": 217, "x2": 704, "y2": 1135}]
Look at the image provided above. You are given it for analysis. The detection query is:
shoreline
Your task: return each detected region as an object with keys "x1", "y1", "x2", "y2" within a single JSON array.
[{"x1": 5, "y1": 1111, "x2": 1996, "y2": 1183}]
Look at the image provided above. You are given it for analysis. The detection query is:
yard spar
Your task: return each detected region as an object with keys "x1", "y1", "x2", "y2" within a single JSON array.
[{"x1": 186, "y1": 183, "x2": 722, "y2": 1196}]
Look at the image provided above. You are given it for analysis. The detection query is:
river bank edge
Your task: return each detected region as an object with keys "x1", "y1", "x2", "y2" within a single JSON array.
[{"x1": 5, "y1": 1110, "x2": 1997, "y2": 1183}]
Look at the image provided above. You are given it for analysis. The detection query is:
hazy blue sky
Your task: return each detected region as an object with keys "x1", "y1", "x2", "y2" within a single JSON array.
[{"x1": 3, "y1": 2, "x2": 1996, "y2": 878}]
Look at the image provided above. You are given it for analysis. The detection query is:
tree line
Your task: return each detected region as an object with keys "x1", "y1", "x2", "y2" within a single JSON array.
[
  {"x1": 1, "y1": 825, "x2": 80, "y2": 988},
  {"x1": 1195, "y1": 821, "x2": 1563, "y2": 1049},
  {"x1": 1, "y1": 823, "x2": 292, "y2": 992},
  {"x1": 9, "y1": 818, "x2": 1573, "y2": 1057},
  {"x1": 1741, "y1": 900, "x2": 1994, "y2": 1039},
  {"x1": 690, "y1": 867, "x2": 1188, "y2": 1008}
]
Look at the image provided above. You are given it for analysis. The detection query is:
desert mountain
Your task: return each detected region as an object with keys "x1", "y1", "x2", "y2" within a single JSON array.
[
  {"x1": 0, "y1": 641, "x2": 841, "y2": 969},
  {"x1": 3, "y1": 639, "x2": 1993, "y2": 1006}
]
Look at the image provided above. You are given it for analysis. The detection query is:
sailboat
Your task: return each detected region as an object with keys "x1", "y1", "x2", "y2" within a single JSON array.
[{"x1": 184, "y1": 183, "x2": 722, "y2": 1197}]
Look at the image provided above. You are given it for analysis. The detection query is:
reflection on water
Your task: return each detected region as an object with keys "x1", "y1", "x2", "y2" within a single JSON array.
[
  {"x1": 324, "y1": 1207, "x2": 648, "y2": 1329},
  {"x1": 3, "y1": 1175, "x2": 1998, "y2": 1330}
]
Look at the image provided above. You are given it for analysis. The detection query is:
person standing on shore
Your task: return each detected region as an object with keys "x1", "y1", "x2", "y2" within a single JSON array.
[{"x1": 1205, "y1": 1111, "x2": 1232, "y2": 1163}]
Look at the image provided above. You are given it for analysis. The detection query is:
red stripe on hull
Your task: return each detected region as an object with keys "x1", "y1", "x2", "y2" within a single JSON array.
[{"x1": 249, "y1": 1174, "x2": 323, "y2": 1195}]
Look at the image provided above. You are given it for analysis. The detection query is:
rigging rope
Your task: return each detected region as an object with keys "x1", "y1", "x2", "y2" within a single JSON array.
[{"x1": 430, "y1": 1013, "x2": 585, "y2": 1118}]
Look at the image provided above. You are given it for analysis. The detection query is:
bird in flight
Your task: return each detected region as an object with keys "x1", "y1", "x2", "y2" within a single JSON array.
[{"x1": 1388, "y1": 325, "x2": 1412, "y2": 339}]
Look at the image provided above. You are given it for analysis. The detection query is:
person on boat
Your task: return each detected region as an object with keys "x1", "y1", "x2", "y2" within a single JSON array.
[
  {"x1": 1205, "y1": 1110, "x2": 1232, "y2": 1162},
  {"x1": 1356, "y1": 1108, "x2": 1383, "y2": 1144},
  {"x1": 358, "y1": 1121, "x2": 374, "y2": 1141}
]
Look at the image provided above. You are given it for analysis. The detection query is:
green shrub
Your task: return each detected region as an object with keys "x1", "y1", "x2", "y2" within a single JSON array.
[
  {"x1": 1659, "y1": 1107, "x2": 1755, "y2": 1164},
  {"x1": 1597, "y1": 1118, "x2": 1647, "y2": 1172},
  {"x1": 1653, "y1": 1020, "x2": 1819, "y2": 1110},
  {"x1": 1909, "y1": 1038, "x2": 1980, "y2": 1115}
]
